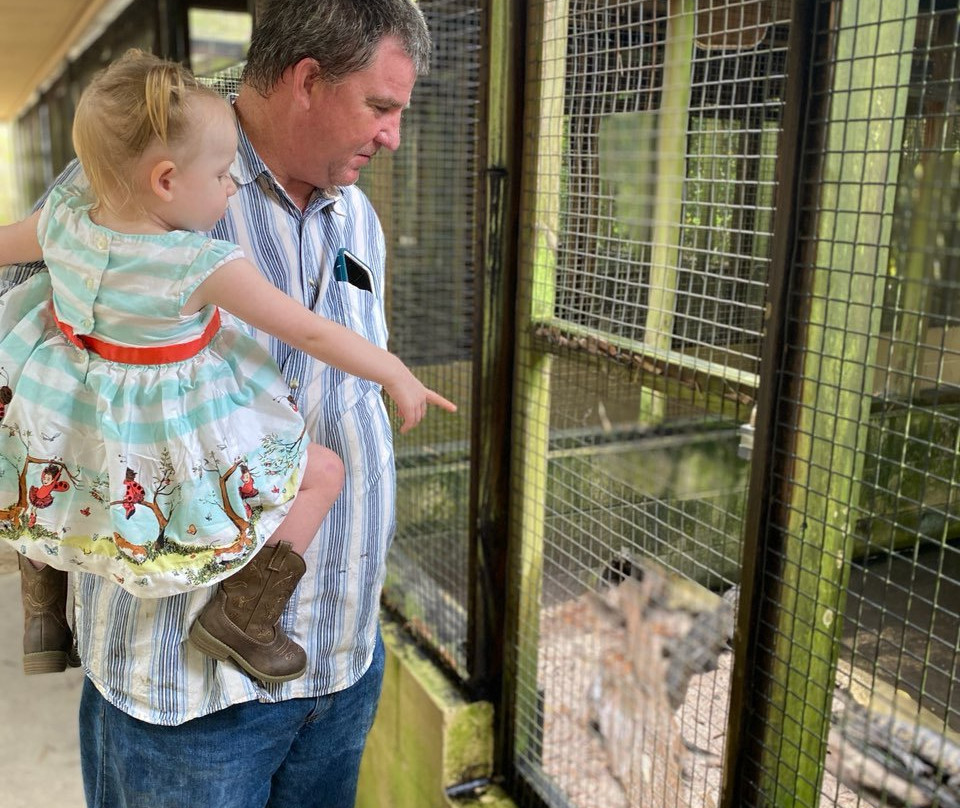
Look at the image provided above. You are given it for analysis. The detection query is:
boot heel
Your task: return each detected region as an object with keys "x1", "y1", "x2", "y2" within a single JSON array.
[
  {"x1": 188, "y1": 622, "x2": 230, "y2": 661},
  {"x1": 24, "y1": 650, "x2": 69, "y2": 675}
]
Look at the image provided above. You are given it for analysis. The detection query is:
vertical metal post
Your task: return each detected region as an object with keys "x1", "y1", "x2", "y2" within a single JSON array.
[
  {"x1": 155, "y1": 0, "x2": 190, "y2": 64},
  {"x1": 467, "y1": 0, "x2": 525, "y2": 704},
  {"x1": 720, "y1": 0, "x2": 819, "y2": 804},
  {"x1": 497, "y1": 0, "x2": 563, "y2": 804}
]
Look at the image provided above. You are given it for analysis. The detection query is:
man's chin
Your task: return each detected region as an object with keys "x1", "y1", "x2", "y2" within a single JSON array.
[
  {"x1": 346, "y1": 155, "x2": 373, "y2": 181},
  {"x1": 332, "y1": 168, "x2": 363, "y2": 187}
]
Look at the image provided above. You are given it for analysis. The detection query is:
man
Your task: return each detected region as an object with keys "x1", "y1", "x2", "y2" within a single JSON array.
[{"x1": 13, "y1": 2, "x2": 431, "y2": 806}]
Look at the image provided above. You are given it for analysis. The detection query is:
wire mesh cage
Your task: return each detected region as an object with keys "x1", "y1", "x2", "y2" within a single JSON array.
[
  {"x1": 510, "y1": 0, "x2": 960, "y2": 807},
  {"x1": 725, "y1": 1, "x2": 960, "y2": 807},
  {"x1": 365, "y1": 0, "x2": 483, "y2": 679},
  {"x1": 510, "y1": 1, "x2": 792, "y2": 805},
  {"x1": 785, "y1": 2, "x2": 960, "y2": 806}
]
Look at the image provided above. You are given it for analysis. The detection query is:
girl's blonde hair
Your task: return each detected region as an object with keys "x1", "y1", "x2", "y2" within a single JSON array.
[{"x1": 72, "y1": 49, "x2": 224, "y2": 212}]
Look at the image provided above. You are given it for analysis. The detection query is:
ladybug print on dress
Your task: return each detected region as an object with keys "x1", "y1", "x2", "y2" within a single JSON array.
[
  {"x1": 0, "y1": 384, "x2": 11, "y2": 420},
  {"x1": 121, "y1": 467, "x2": 146, "y2": 519}
]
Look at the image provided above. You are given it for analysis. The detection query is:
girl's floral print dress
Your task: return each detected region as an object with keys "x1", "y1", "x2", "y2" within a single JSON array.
[{"x1": 0, "y1": 185, "x2": 308, "y2": 596}]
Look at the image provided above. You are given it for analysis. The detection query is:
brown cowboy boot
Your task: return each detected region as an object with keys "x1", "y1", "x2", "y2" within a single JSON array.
[
  {"x1": 19, "y1": 557, "x2": 81, "y2": 675},
  {"x1": 189, "y1": 541, "x2": 307, "y2": 683}
]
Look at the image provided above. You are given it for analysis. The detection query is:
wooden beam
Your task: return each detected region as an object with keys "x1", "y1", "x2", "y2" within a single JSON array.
[{"x1": 728, "y1": 2, "x2": 918, "y2": 804}]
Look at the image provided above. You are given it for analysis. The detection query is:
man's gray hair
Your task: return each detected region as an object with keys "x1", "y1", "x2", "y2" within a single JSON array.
[{"x1": 242, "y1": 0, "x2": 432, "y2": 93}]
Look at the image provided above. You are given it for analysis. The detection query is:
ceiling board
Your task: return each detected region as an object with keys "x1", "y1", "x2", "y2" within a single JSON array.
[{"x1": 0, "y1": 0, "x2": 114, "y2": 122}]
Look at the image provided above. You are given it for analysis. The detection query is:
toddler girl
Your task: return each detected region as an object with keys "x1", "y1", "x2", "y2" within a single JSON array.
[{"x1": 0, "y1": 50, "x2": 455, "y2": 683}]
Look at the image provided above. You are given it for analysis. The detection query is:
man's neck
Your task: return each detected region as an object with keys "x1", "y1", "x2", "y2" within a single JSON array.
[{"x1": 234, "y1": 87, "x2": 318, "y2": 211}]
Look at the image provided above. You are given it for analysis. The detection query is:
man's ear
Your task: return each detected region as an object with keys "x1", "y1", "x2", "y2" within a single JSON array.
[
  {"x1": 289, "y1": 57, "x2": 322, "y2": 108},
  {"x1": 149, "y1": 160, "x2": 177, "y2": 202}
]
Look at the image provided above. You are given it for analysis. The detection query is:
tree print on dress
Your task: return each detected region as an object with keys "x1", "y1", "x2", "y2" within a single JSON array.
[
  {"x1": 0, "y1": 409, "x2": 307, "y2": 590},
  {"x1": 87, "y1": 448, "x2": 185, "y2": 566}
]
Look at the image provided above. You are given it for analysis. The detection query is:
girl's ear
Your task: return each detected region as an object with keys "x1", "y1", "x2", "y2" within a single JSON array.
[{"x1": 148, "y1": 160, "x2": 177, "y2": 202}]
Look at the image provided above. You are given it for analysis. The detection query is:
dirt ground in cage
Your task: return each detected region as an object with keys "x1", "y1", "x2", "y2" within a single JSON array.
[{"x1": 537, "y1": 595, "x2": 862, "y2": 808}]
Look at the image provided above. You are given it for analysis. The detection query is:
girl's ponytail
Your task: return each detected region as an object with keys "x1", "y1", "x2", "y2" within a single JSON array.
[
  {"x1": 143, "y1": 60, "x2": 189, "y2": 146},
  {"x1": 71, "y1": 49, "x2": 223, "y2": 214}
]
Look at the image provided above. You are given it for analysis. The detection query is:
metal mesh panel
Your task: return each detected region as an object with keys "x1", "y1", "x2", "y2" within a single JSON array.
[
  {"x1": 366, "y1": 0, "x2": 482, "y2": 678},
  {"x1": 511, "y1": 1, "x2": 791, "y2": 806},
  {"x1": 740, "y1": 2, "x2": 960, "y2": 807},
  {"x1": 826, "y1": 2, "x2": 960, "y2": 805}
]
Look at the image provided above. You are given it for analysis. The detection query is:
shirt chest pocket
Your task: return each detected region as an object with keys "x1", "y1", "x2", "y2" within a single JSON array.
[{"x1": 326, "y1": 279, "x2": 389, "y2": 349}]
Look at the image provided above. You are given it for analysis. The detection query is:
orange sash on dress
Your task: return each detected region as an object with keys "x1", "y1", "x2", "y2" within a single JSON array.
[{"x1": 51, "y1": 301, "x2": 222, "y2": 365}]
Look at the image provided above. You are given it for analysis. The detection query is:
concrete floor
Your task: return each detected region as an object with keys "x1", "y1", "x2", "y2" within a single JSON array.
[{"x1": 0, "y1": 545, "x2": 85, "y2": 808}]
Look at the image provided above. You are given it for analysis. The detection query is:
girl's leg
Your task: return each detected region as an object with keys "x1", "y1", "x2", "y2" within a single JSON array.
[
  {"x1": 266, "y1": 444, "x2": 345, "y2": 555},
  {"x1": 189, "y1": 444, "x2": 345, "y2": 684}
]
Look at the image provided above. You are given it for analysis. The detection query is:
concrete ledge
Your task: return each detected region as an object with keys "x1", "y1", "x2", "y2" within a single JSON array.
[{"x1": 357, "y1": 617, "x2": 517, "y2": 808}]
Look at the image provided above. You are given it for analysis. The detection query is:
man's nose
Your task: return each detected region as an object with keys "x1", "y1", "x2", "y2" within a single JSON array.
[{"x1": 375, "y1": 114, "x2": 403, "y2": 152}]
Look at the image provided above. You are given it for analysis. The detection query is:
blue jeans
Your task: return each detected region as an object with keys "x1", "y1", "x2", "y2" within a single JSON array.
[{"x1": 79, "y1": 632, "x2": 385, "y2": 808}]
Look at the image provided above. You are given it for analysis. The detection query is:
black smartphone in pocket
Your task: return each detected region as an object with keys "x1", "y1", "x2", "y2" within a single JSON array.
[{"x1": 334, "y1": 248, "x2": 374, "y2": 292}]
